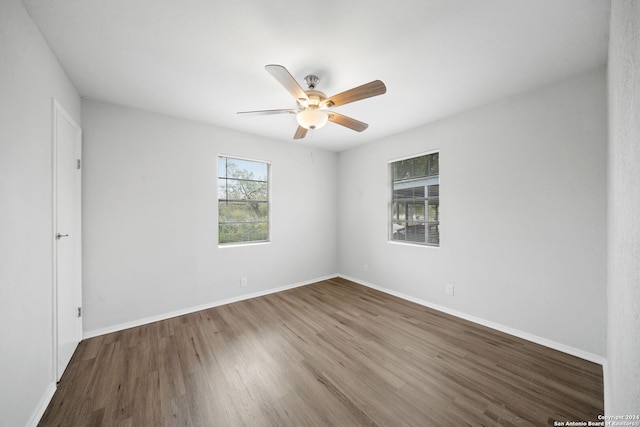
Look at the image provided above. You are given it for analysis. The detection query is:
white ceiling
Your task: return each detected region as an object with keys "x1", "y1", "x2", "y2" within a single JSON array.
[{"x1": 22, "y1": 0, "x2": 610, "y2": 151}]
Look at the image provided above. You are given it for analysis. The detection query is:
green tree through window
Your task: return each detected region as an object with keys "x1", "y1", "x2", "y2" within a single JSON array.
[{"x1": 218, "y1": 156, "x2": 269, "y2": 244}]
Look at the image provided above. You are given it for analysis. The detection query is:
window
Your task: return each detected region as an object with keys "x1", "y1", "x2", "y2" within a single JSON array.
[
  {"x1": 218, "y1": 156, "x2": 269, "y2": 245},
  {"x1": 389, "y1": 152, "x2": 439, "y2": 246}
]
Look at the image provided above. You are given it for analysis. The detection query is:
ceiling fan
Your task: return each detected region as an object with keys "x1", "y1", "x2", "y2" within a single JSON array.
[{"x1": 238, "y1": 65, "x2": 387, "y2": 139}]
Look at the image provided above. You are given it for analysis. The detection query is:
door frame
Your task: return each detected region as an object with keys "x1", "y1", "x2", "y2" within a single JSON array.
[{"x1": 51, "y1": 98, "x2": 82, "y2": 382}]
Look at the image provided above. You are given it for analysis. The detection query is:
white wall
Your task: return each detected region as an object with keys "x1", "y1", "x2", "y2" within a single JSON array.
[
  {"x1": 81, "y1": 100, "x2": 338, "y2": 334},
  {"x1": 338, "y1": 68, "x2": 608, "y2": 359},
  {"x1": 0, "y1": 3, "x2": 615, "y2": 421},
  {"x1": 607, "y1": 0, "x2": 640, "y2": 413},
  {"x1": 0, "y1": 0, "x2": 81, "y2": 426}
]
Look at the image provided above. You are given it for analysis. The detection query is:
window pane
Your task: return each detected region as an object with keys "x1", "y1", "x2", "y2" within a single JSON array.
[
  {"x1": 218, "y1": 178, "x2": 228, "y2": 200},
  {"x1": 407, "y1": 202, "x2": 425, "y2": 220},
  {"x1": 219, "y1": 201, "x2": 268, "y2": 222},
  {"x1": 218, "y1": 156, "x2": 227, "y2": 177},
  {"x1": 225, "y1": 158, "x2": 268, "y2": 181},
  {"x1": 221, "y1": 179, "x2": 267, "y2": 202},
  {"x1": 391, "y1": 202, "x2": 401, "y2": 221},
  {"x1": 427, "y1": 202, "x2": 439, "y2": 222},
  {"x1": 393, "y1": 186, "x2": 426, "y2": 201},
  {"x1": 392, "y1": 222, "x2": 407, "y2": 240},
  {"x1": 219, "y1": 222, "x2": 268, "y2": 244},
  {"x1": 429, "y1": 153, "x2": 439, "y2": 176},
  {"x1": 427, "y1": 224, "x2": 440, "y2": 245},
  {"x1": 218, "y1": 156, "x2": 269, "y2": 245},
  {"x1": 394, "y1": 159, "x2": 412, "y2": 180},
  {"x1": 389, "y1": 152, "x2": 439, "y2": 247},
  {"x1": 404, "y1": 223, "x2": 425, "y2": 242},
  {"x1": 393, "y1": 202, "x2": 413, "y2": 221},
  {"x1": 413, "y1": 156, "x2": 427, "y2": 178}
]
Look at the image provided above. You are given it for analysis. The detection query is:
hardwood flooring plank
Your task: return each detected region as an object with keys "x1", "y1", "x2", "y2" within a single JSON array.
[{"x1": 39, "y1": 278, "x2": 603, "y2": 426}]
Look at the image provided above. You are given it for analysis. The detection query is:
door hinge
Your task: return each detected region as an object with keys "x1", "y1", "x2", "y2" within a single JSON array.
[
  {"x1": 77, "y1": 159, "x2": 81, "y2": 170},
  {"x1": 77, "y1": 307, "x2": 82, "y2": 318}
]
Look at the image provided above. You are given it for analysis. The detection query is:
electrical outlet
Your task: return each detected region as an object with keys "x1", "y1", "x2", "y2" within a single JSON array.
[
  {"x1": 240, "y1": 277, "x2": 247, "y2": 287},
  {"x1": 363, "y1": 263, "x2": 369, "y2": 272},
  {"x1": 445, "y1": 284, "x2": 454, "y2": 296}
]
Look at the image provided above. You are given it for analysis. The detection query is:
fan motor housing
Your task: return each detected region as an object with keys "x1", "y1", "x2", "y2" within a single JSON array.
[{"x1": 299, "y1": 89, "x2": 327, "y2": 108}]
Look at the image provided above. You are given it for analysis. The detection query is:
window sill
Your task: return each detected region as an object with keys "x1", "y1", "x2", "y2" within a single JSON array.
[
  {"x1": 387, "y1": 240, "x2": 440, "y2": 249},
  {"x1": 218, "y1": 241, "x2": 271, "y2": 249}
]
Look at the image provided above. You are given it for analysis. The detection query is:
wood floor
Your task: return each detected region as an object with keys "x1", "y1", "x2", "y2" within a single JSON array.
[{"x1": 39, "y1": 277, "x2": 603, "y2": 426}]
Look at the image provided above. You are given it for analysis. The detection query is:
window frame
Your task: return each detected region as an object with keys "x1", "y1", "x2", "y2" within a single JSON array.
[
  {"x1": 388, "y1": 150, "x2": 440, "y2": 248},
  {"x1": 217, "y1": 154, "x2": 271, "y2": 247}
]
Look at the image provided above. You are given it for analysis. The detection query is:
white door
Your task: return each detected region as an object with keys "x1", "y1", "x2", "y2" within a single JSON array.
[{"x1": 53, "y1": 99, "x2": 82, "y2": 381}]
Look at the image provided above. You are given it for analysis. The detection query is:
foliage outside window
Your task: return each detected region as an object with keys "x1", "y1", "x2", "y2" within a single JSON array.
[
  {"x1": 218, "y1": 156, "x2": 269, "y2": 245},
  {"x1": 390, "y1": 152, "x2": 439, "y2": 246}
]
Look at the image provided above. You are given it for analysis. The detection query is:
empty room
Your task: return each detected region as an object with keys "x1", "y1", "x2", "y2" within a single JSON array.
[{"x1": 1, "y1": 0, "x2": 639, "y2": 426}]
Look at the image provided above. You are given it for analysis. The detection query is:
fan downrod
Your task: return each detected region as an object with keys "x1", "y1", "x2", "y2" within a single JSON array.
[{"x1": 304, "y1": 75, "x2": 320, "y2": 89}]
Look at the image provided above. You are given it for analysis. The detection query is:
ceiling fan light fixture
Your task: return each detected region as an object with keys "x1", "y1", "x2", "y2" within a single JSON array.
[
  {"x1": 296, "y1": 108, "x2": 328, "y2": 130},
  {"x1": 239, "y1": 65, "x2": 387, "y2": 139}
]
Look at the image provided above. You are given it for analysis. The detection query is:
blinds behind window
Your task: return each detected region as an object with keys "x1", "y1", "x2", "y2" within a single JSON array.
[{"x1": 390, "y1": 152, "x2": 439, "y2": 246}]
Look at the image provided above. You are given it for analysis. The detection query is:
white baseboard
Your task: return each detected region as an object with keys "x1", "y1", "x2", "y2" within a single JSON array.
[
  {"x1": 28, "y1": 382, "x2": 56, "y2": 427},
  {"x1": 339, "y1": 274, "x2": 607, "y2": 366},
  {"x1": 82, "y1": 274, "x2": 337, "y2": 340}
]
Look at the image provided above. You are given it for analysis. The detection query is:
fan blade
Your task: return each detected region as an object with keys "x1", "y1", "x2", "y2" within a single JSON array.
[
  {"x1": 293, "y1": 126, "x2": 308, "y2": 139},
  {"x1": 237, "y1": 109, "x2": 297, "y2": 115},
  {"x1": 328, "y1": 112, "x2": 369, "y2": 132},
  {"x1": 265, "y1": 65, "x2": 308, "y2": 102},
  {"x1": 322, "y1": 80, "x2": 386, "y2": 108}
]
